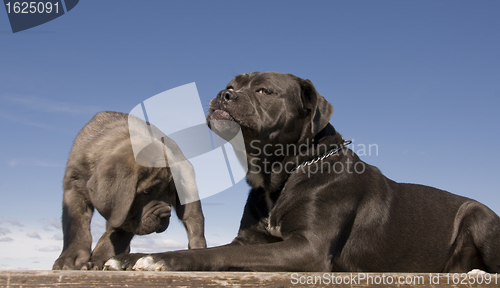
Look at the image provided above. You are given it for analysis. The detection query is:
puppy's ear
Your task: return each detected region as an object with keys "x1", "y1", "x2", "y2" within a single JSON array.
[
  {"x1": 299, "y1": 78, "x2": 334, "y2": 140},
  {"x1": 87, "y1": 156, "x2": 137, "y2": 228}
]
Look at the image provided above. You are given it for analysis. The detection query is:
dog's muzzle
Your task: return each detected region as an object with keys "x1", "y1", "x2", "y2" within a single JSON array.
[{"x1": 208, "y1": 89, "x2": 241, "y2": 140}]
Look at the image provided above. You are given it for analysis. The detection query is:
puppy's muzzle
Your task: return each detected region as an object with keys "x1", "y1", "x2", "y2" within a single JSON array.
[
  {"x1": 134, "y1": 203, "x2": 172, "y2": 235},
  {"x1": 155, "y1": 204, "x2": 172, "y2": 222}
]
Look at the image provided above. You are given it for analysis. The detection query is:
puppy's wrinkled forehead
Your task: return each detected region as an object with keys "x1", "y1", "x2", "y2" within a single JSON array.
[{"x1": 228, "y1": 72, "x2": 299, "y2": 94}]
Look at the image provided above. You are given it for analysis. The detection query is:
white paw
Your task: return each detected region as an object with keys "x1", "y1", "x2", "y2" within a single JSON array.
[
  {"x1": 103, "y1": 259, "x2": 122, "y2": 271},
  {"x1": 132, "y1": 256, "x2": 164, "y2": 271},
  {"x1": 468, "y1": 269, "x2": 487, "y2": 274}
]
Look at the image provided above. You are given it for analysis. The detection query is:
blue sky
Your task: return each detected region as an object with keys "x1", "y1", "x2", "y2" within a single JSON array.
[{"x1": 1, "y1": 0, "x2": 499, "y2": 270}]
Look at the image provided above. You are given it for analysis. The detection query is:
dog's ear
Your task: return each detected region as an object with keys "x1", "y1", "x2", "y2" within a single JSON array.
[
  {"x1": 299, "y1": 78, "x2": 334, "y2": 140},
  {"x1": 87, "y1": 156, "x2": 137, "y2": 228}
]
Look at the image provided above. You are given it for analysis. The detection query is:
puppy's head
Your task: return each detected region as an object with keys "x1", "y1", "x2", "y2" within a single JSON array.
[
  {"x1": 86, "y1": 142, "x2": 174, "y2": 235},
  {"x1": 207, "y1": 71, "x2": 333, "y2": 152}
]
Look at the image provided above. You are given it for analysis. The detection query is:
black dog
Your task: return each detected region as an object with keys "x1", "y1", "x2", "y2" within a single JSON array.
[
  {"x1": 53, "y1": 111, "x2": 206, "y2": 270},
  {"x1": 105, "y1": 72, "x2": 500, "y2": 272}
]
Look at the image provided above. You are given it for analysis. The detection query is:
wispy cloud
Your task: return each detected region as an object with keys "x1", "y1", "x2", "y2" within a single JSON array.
[
  {"x1": 0, "y1": 94, "x2": 102, "y2": 131},
  {"x1": 49, "y1": 218, "x2": 61, "y2": 229},
  {"x1": 27, "y1": 231, "x2": 41, "y2": 240},
  {"x1": 92, "y1": 221, "x2": 106, "y2": 228},
  {"x1": 36, "y1": 246, "x2": 60, "y2": 252},
  {"x1": 6, "y1": 220, "x2": 24, "y2": 227},
  {"x1": 52, "y1": 234, "x2": 63, "y2": 241},
  {"x1": 0, "y1": 95, "x2": 101, "y2": 116},
  {"x1": 0, "y1": 222, "x2": 65, "y2": 270},
  {"x1": 159, "y1": 239, "x2": 186, "y2": 249},
  {"x1": 42, "y1": 218, "x2": 61, "y2": 231},
  {"x1": 0, "y1": 110, "x2": 60, "y2": 131},
  {"x1": 90, "y1": 220, "x2": 106, "y2": 244},
  {"x1": 130, "y1": 236, "x2": 186, "y2": 253},
  {"x1": 9, "y1": 158, "x2": 64, "y2": 168},
  {"x1": 0, "y1": 227, "x2": 11, "y2": 236}
]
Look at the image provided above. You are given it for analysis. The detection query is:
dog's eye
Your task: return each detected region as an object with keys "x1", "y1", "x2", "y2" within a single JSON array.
[
  {"x1": 256, "y1": 88, "x2": 272, "y2": 95},
  {"x1": 226, "y1": 86, "x2": 234, "y2": 91},
  {"x1": 143, "y1": 188, "x2": 150, "y2": 195}
]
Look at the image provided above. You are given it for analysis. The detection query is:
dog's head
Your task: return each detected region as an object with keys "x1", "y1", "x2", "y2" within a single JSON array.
[
  {"x1": 86, "y1": 142, "x2": 174, "y2": 235},
  {"x1": 207, "y1": 71, "x2": 333, "y2": 152}
]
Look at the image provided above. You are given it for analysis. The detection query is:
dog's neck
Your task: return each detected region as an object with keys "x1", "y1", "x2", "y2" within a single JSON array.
[{"x1": 246, "y1": 123, "x2": 344, "y2": 194}]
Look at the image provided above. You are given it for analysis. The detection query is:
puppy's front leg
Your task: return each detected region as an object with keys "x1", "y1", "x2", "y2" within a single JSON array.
[
  {"x1": 175, "y1": 199, "x2": 207, "y2": 249},
  {"x1": 90, "y1": 227, "x2": 134, "y2": 270},
  {"x1": 52, "y1": 187, "x2": 94, "y2": 270}
]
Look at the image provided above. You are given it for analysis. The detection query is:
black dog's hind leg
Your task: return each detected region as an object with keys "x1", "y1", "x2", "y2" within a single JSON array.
[
  {"x1": 448, "y1": 201, "x2": 500, "y2": 273},
  {"x1": 470, "y1": 203, "x2": 500, "y2": 273}
]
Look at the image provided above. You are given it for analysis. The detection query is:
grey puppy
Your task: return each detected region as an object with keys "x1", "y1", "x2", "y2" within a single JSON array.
[
  {"x1": 105, "y1": 72, "x2": 500, "y2": 273},
  {"x1": 53, "y1": 111, "x2": 206, "y2": 270}
]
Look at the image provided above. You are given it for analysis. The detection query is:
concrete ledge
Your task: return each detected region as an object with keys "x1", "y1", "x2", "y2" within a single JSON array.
[{"x1": 0, "y1": 270, "x2": 498, "y2": 287}]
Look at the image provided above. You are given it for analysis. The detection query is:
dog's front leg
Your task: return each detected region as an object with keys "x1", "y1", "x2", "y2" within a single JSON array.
[
  {"x1": 106, "y1": 235, "x2": 330, "y2": 272},
  {"x1": 52, "y1": 187, "x2": 94, "y2": 270},
  {"x1": 90, "y1": 227, "x2": 134, "y2": 270}
]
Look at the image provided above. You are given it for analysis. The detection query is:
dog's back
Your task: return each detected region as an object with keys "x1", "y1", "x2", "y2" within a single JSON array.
[{"x1": 68, "y1": 111, "x2": 129, "y2": 167}]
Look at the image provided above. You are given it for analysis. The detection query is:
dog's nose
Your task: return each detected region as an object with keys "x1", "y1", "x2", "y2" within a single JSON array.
[{"x1": 218, "y1": 89, "x2": 238, "y2": 102}]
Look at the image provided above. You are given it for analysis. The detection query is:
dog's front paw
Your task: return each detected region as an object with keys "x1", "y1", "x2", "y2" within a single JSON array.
[
  {"x1": 103, "y1": 253, "x2": 147, "y2": 271},
  {"x1": 132, "y1": 256, "x2": 167, "y2": 271},
  {"x1": 104, "y1": 253, "x2": 179, "y2": 271}
]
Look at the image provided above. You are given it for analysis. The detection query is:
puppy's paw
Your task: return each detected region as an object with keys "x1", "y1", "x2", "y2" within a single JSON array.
[{"x1": 52, "y1": 248, "x2": 91, "y2": 270}]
